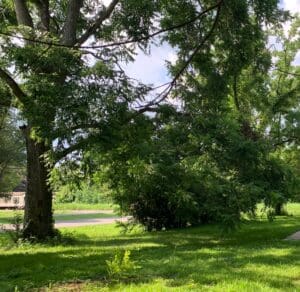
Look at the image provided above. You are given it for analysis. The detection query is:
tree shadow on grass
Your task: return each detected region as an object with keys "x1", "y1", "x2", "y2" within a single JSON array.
[
  {"x1": 0, "y1": 248, "x2": 114, "y2": 291},
  {"x1": 0, "y1": 215, "x2": 299, "y2": 291}
]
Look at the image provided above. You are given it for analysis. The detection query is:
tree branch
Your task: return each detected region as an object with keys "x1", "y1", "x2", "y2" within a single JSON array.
[
  {"x1": 54, "y1": 139, "x2": 90, "y2": 162},
  {"x1": 34, "y1": 0, "x2": 50, "y2": 31},
  {"x1": 77, "y1": 0, "x2": 120, "y2": 45},
  {"x1": 275, "y1": 68, "x2": 300, "y2": 77},
  {"x1": 0, "y1": 67, "x2": 31, "y2": 106},
  {"x1": 13, "y1": 0, "x2": 33, "y2": 27},
  {"x1": 79, "y1": 0, "x2": 223, "y2": 49},
  {"x1": 136, "y1": 1, "x2": 223, "y2": 114},
  {"x1": 1, "y1": 0, "x2": 223, "y2": 50},
  {"x1": 233, "y1": 74, "x2": 240, "y2": 110},
  {"x1": 61, "y1": 0, "x2": 83, "y2": 46},
  {"x1": 273, "y1": 136, "x2": 299, "y2": 147},
  {"x1": 52, "y1": 122, "x2": 105, "y2": 139}
]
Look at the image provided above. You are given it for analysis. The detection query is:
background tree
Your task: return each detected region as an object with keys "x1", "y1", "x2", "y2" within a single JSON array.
[
  {"x1": 0, "y1": 84, "x2": 25, "y2": 193},
  {"x1": 0, "y1": 112, "x2": 25, "y2": 192},
  {"x1": 265, "y1": 15, "x2": 300, "y2": 213},
  {"x1": 89, "y1": 1, "x2": 297, "y2": 230},
  {"x1": 0, "y1": 0, "x2": 297, "y2": 237},
  {"x1": 160, "y1": 0, "x2": 298, "y2": 220},
  {"x1": 0, "y1": 0, "x2": 161, "y2": 239}
]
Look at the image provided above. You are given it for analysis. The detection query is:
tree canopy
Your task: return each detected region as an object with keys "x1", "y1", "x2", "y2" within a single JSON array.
[
  {"x1": 0, "y1": 0, "x2": 298, "y2": 237},
  {"x1": 0, "y1": 101, "x2": 25, "y2": 192}
]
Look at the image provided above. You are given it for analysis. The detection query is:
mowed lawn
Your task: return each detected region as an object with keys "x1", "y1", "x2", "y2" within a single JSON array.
[
  {"x1": 53, "y1": 202, "x2": 116, "y2": 211},
  {"x1": 0, "y1": 211, "x2": 118, "y2": 224},
  {"x1": 0, "y1": 204, "x2": 300, "y2": 291},
  {"x1": 0, "y1": 203, "x2": 116, "y2": 224}
]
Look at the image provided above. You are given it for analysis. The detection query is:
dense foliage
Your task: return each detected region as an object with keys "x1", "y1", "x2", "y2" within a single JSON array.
[
  {"x1": 54, "y1": 182, "x2": 111, "y2": 204},
  {"x1": 89, "y1": 2, "x2": 299, "y2": 230},
  {"x1": 96, "y1": 106, "x2": 296, "y2": 230},
  {"x1": 0, "y1": 110, "x2": 25, "y2": 192},
  {"x1": 0, "y1": 0, "x2": 298, "y2": 236},
  {"x1": 0, "y1": 0, "x2": 163, "y2": 238}
]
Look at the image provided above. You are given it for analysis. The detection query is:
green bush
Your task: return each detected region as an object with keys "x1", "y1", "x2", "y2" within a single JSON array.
[
  {"x1": 55, "y1": 183, "x2": 112, "y2": 204},
  {"x1": 105, "y1": 154, "x2": 262, "y2": 231},
  {"x1": 106, "y1": 250, "x2": 138, "y2": 280},
  {"x1": 97, "y1": 111, "x2": 295, "y2": 231}
]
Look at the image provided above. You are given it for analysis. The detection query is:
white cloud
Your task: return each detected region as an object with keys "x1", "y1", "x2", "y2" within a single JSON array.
[
  {"x1": 281, "y1": 0, "x2": 300, "y2": 12},
  {"x1": 167, "y1": 51, "x2": 178, "y2": 65},
  {"x1": 103, "y1": 0, "x2": 114, "y2": 6},
  {"x1": 122, "y1": 1, "x2": 299, "y2": 87},
  {"x1": 123, "y1": 43, "x2": 175, "y2": 86},
  {"x1": 279, "y1": 0, "x2": 300, "y2": 35},
  {"x1": 278, "y1": 1, "x2": 300, "y2": 66},
  {"x1": 292, "y1": 51, "x2": 300, "y2": 65}
]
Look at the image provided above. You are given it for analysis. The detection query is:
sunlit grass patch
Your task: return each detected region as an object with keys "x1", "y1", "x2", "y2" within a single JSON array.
[{"x1": 0, "y1": 204, "x2": 299, "y2": 291}]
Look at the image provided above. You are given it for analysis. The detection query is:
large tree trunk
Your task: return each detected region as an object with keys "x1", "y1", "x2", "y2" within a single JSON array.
[
  {"x1": 21, "y1": 126, "x2": 55, "y2": 239},
  {"x1": 274, "y1": 202, "x2": 286, "y2": 216}
]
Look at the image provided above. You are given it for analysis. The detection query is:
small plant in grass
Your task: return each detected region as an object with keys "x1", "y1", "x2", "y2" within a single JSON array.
[
  {"x1": 106, "y1": 250, "x2": 138, "y2": 280},
  {"x1": 6, "y1": 211, "x2": 23, "y2": 243},
  {"x1": 116, "y1": 218, "x2": 143, "y2": 235}
]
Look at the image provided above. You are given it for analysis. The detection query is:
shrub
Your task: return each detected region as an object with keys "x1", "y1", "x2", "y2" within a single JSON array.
[
  {"x1": 55, "y1": 183, "x2": 112, "y2": 204},
  {"x1": 106, "y1": 250, "x2": 137, "y2": 280},
  {"x1": 108, "y1": 156, "x2": 262, "y2": 231},
  {"x1": 92, "y1": 108, "x2": 295, "y2": 231}
]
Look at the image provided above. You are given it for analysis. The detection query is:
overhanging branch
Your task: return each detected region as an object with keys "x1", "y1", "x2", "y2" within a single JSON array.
[
  {"x1": 54, "y1": 139, "x2": 90, "y2": 162},
  {"x1": 0, "y1": 0, "x2": 223, "y2": 50},
  {"x1": 0, "y1": 67, "x2": 31, "y2": 106},
  {"x1": 34, "y1": 0, "x2": 50, "y2": 31},
  {"x1": 136, "y1": 0, "x2": 223, "y2": 114},
  {"x1": 61, "y1": 0, "x2": 83, "y2": 46},
  {"x1": 14, "y1": 0, "x2": 33, "y2": 27},
  {"x1": 77, "y1": 0, "x2": 120, "y2": 45},
  {"x1": 52, "y1": 122, "x2": 104, "y2": 139}
]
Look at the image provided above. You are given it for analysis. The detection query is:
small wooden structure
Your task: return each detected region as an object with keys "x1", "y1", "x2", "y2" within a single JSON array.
[
  {"x1": 0, "y1": 192, "x2": 25, "y2": 209},
  {"x1": 0, "y1": 180, "x2": 26, "y2": 209}
]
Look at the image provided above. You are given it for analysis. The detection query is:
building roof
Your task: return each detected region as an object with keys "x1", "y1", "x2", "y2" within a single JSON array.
[{"x1": 13, "y1": 179, "x2": 27, "y2": 192}]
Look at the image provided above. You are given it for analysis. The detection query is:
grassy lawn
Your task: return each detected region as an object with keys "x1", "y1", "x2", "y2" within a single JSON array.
[
  {"x1": 0, "y1": 210, "x2": 117, "y2": 224},
  {"x1": 0, "y1": 202, "x2": 118, "y2": 224},
  {"x1": 53, "y1": 202, "x2": 115, "y2": 211},
  {"x1": 0, "y1": 202, "x2": 117, "y2": 224},
  {"x1": 0, "y1": 204, "x2": 300, "y2": 291},
  {"x1": 54, "y1": 213, "x2": 118, "y2": 221}
]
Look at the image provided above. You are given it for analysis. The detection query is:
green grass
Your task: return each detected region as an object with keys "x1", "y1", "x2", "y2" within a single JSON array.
[
  {"x1": 54, "y1": 213, "x2": 118, "y2": 221},
  {"x1": 0, "y1": 210, "x2": 117, "y2": 224},
  {"x1": 0, "y1": 204, "x2": 300, "y2": 291},
  {"x1": 0, "y1": 210, "x2": 22, "y2": 224},
  {"x1": 0, "y1": 202, "x2": 117, "y2": 224},
  {"x1": 53, "y1": 202, "x2": 116, "y2": 211},
  {"x1": 0, "y1": 201, "x2": 118, "y2": 224}
]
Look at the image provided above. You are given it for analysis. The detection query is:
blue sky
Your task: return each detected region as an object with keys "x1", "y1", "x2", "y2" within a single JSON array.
[{"x1": 122, "y1": 0, "x2": 300, "y2": 87}]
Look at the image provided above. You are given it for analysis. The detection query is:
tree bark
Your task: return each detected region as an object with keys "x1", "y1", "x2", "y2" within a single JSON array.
[
  {"x1": 61, "y1": 0, "x2": 83, "y2": 46},
  {"x1": 14, "y1": 0, "x2": 33, "y2": 27},
  {"x1": 35, "y1": 0, "x2": 50, "y2": 31},
  {"x1": 274, "y1": 202, "x2": 286, "y2": 216},
  {"x1": 21, "y1": 126, "x2": 55, "y2": 239}
]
